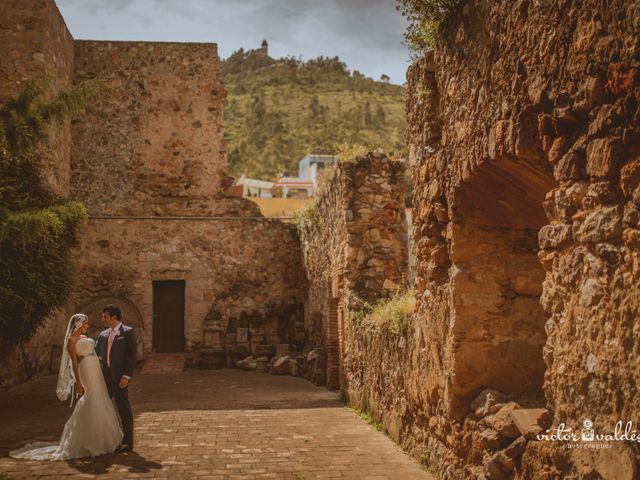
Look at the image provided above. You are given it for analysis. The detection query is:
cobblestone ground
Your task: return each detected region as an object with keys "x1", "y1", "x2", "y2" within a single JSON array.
[{"x1": 0, "y1": 370, "x2": 434, "y2": 479}]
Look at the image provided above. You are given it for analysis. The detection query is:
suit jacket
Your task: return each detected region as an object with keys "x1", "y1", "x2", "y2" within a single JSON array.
[{"x1": 95, "y1": 324, "x2": 137, "y2": 383}]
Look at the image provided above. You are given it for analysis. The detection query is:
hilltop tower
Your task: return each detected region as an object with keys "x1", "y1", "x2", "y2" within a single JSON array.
[{"x1": 260, "y1": 39, "x2": 268, "y2": 56}]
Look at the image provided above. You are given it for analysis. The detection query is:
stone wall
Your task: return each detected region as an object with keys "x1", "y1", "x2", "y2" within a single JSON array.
[
  {"x1": 71, "y1": 40, "x2": 228, "y2": 215},
  {"x1": 67, "y1": 217, "x2": 306, "y2": 365},
  {"x1": 299, "y1": 152, "x2": 408, "y2": 390},
  {"x1": 403, "y1": 0, "x2": 640, "y2": 478},
  {"x1": 0, "y1": 0, "x2": 74, "y2": 196}
]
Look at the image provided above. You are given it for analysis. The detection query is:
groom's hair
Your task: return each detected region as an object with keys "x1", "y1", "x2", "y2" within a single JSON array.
[{"x1": 103, "y1": 304, "x2": 122, "y2": 320}]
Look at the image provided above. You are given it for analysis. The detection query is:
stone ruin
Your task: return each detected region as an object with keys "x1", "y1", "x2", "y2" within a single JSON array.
[
  {"x1": 2, "y1": 0, "x2": 640, "y2": 478},
  {"x1": 0, "y1": 0, "x2": 306, "y2": 385}
]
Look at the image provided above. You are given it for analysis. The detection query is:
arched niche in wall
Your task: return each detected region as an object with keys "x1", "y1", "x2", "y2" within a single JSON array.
[{"x1": 79, "y1": 296, "x2": 146, "y2": 360}]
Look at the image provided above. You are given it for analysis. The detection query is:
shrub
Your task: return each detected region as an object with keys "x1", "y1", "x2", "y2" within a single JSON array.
[{"x1": 397, "y1": 0, "x2": 463, "y2": 54}]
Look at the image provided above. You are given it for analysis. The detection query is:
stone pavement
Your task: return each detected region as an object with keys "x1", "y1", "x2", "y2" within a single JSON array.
[{"x1": 0, "y1": 370, "x2": 435, "y2": 479}]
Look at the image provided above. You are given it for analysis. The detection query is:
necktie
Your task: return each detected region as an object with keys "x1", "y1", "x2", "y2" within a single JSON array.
[{"x1": 107, "y1": 327, "x2": 118, "y2": 367}]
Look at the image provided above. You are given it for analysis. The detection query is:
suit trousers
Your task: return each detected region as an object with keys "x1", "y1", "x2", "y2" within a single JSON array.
[{"x1": 106, "y1": 372, "x2": 134, "y2": 447}]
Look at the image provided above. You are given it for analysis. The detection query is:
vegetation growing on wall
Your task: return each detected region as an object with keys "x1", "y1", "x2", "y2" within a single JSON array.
[
  {"x1": 349, "y1": 289, "x2": 415, "y2": 336},
  {"x1": 0, "y1": 78, "x2": 105, "y2": 344},
  {"x1": 397, "y1": 0, "x2": 463, "y2": 53}
]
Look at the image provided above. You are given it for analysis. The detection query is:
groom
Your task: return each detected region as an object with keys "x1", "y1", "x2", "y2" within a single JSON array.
[{"x1": 96, "y1": 304, "x2": 137, "y2": 453}]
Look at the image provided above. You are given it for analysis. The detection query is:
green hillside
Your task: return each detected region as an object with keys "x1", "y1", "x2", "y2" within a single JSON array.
[{"x1": 221, "y1": 48, "x2": 407, "y2": 180}]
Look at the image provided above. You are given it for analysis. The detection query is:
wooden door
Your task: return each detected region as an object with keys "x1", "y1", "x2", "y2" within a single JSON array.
[{"x1": 152, "y1": 280, "x2": 185, "y2": 353}]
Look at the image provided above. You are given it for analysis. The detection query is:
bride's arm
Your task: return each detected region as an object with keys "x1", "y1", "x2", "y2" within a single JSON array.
[{"x1": 67, "y1": 338, "x2": 84, "y2": 397}]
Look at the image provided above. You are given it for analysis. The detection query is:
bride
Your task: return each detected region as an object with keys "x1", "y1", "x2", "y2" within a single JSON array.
[{"x1": 10, "y1": 314, "x2": 123, "y2": 460}]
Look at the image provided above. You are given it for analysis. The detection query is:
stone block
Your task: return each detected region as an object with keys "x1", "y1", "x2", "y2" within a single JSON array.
[
  {"x1": 237, "y1": 356, "x2": 257, "y2": 371},
  {"x1": 289, "y1": 359, "x2": 300, "y2": 377},
  {"x1": 538, "y1": 224, "x2": 572, "y2": 249},
  {"x1": 478, "y1": 428, "x2": 506, "y2": 451},
  {"x1": 555, "y1": 147, "x2": 586, "y2": 181},
  {"x1": 236, "y1": 328, "x2": 248, "y2": 343},
  {"x1": 503, "y1": 436, "x2": 527, "y2": 459},
  {"x1": 276, "y1": 343, "x2": 290, "y2": 357},
  {"x1": 485, "y1": 402, "x2": 521, "y2": 439},
  {"x1": 586, "y1": 138, "x2": 623, "y2": 178},
  {"x1": 255, "y1": 356, "x2": 269, "y2": 373},
  {"x1": 472, "y1": 389, "x2": 508, "y2": 418},
  {"x1": 620, "y1": 157, "x2": 640, "y2": 197},
  {"x1": 483, "y1": 449, "x2": 515, "y2": 480},
  {"x1": 510, "y1": 409, "x2": 550, "y2": 439},
  {"x1": 573, "y1": 205, "x2": 622, "y2": 243},
  {"x1": 271, "y1": 356, "x2": 290, "y2": 375}
]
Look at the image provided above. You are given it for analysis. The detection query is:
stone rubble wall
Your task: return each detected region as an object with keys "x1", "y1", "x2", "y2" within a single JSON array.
[
  {"x1": 71, "y1": 40, "x2": 228, "y2": 216},
  {"x1": 0, "y1": 0, "x2": 74, "y2": 196},
  {"x1": 404, "y1": 0, "x2": 640, "y2": 478},
  {"x1": 68, "y1": 218, "x2": 306, "y2": 364},
  {"x1": 298, "y1": 152, "x2": 408, "y2": 389}
]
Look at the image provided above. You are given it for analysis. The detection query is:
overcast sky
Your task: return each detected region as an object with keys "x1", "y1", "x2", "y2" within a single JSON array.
[{"x1": 56, "y1": 0, "x2": 411, "y2": 85}]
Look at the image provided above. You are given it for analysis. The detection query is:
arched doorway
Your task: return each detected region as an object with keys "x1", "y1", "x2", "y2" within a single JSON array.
[{"x1": 447, "y1": 153, "x2": 557, "y2": 416}]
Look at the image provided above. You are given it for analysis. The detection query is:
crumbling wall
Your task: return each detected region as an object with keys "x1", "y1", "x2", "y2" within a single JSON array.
[
  {"x1": 65, "y1": 39, "x2": 308, "y2": 365},
  {"x1": 299, "y1": 152, "x2": 408, "y2": 390},
  {"x1": 68, "y1": 217, "x2": 306, "y2": 364},
  {"x1": 406, "y1": 0, "x2": 640, "y2": 478}
]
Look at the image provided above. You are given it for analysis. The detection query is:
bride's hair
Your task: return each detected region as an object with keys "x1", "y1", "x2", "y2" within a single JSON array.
[{"x1": 56, "y1": 313, "x2": 89, "y2": 405}]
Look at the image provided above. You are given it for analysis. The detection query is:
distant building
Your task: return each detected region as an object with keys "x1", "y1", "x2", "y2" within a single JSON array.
[
  {"x1": 235, "y1": 175, "x2": 274, "y2": 198},
  {"x1": 272, "y1": 154, "x2": 337, "y2": 198},
  {"x1": 260, "y1": 39, "x2": 268, "y2": 56},
  {"x1": 298, "y1": 154, "x2": 337, "y2": 185},
  {"x1": 272, "y1": 177, "x2": 314, "y2": 199}
]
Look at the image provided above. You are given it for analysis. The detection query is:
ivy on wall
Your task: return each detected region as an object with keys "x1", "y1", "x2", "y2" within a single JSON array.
[{"x1": 0, "y1": 78, "x2": 106, "y2": 344}]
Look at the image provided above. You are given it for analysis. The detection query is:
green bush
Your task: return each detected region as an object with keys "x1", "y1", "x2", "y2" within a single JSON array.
[
  {"x1": 397, "y1": 0, "x2": 463, "y2": 53},
  {"x1": 0, "y1": 78, "x2": 104, "y2": 343}
]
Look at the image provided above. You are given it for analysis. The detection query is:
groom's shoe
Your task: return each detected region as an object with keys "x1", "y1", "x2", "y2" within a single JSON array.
[{"x1": 115, "y1": 444, "x2": 133, "y2": 453}]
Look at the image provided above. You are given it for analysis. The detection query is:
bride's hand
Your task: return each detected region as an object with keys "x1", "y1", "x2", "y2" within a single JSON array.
[{"x1": 75, "y1": 381, "x2": 84, "y2": 397}]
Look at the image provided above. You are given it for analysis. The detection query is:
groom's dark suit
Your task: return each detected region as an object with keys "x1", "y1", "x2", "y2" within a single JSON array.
[{"x1": 95, "y1": 323, "x2": 136, "y2": 448}]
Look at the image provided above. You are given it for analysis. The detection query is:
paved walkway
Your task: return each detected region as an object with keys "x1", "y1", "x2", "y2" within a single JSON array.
[{"x1": 0, "y1": 370, "x2": 434, "y2": 479}]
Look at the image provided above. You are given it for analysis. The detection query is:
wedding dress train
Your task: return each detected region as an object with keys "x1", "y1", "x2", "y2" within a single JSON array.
[{"x1": 10, "y1": 337, "x2": 123, "y2": 460}]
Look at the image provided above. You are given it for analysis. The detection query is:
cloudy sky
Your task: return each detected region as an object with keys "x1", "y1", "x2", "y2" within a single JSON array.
[{"x1": 57, "y1": 0, "x2": 411, "y2": 85}]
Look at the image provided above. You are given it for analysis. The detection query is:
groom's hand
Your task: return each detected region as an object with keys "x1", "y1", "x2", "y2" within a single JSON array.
[{"x1": 119, "y1": 377, "x2": 129, "y2": 389}]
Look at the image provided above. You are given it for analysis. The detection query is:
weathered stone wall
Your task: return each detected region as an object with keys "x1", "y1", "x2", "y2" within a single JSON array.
[
  {"x1": 71, "y1": 40, "x2": 228, "y2": 215},
  {"x1": 67, "y1": 217, "x2": 306, "y2": 364},
  {"x1": 403, "y1": 0, "x2": 640, "y2": 478},
  {"x1": 0, "y1": 0, "x2": 74, "y2": 196},
  {"x1": 299, "y1": 153, "x2": 408, "y2": 389}
]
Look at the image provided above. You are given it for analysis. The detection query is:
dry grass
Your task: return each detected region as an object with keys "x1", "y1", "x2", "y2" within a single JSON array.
[{"x1": 351, "y1": 290, "x2": 416, "y2": 335}]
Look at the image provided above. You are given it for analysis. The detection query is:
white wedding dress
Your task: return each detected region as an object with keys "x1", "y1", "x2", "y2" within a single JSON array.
[{"x1": 10, "y1": 337, "x2": 123, "y2": 460}]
